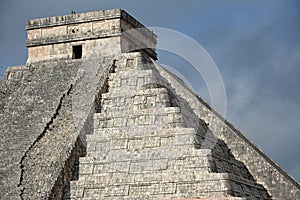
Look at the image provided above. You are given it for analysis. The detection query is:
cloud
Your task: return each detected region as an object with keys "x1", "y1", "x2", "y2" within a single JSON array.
[{"x1": 211, "y1": 1, "x2": 300, "y2": 181}]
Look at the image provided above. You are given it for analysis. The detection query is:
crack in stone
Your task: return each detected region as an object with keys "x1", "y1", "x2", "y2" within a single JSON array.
[{"x1": 18, "y1": 84, "x2": 73, "y2": 200}]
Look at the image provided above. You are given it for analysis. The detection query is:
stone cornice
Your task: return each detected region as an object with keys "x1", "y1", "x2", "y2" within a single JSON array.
[
  {"x1": 26, "y1": 29, "x2": 121, "y2": 47},
  {"x1": 26, "y1": 9, "x2": 122, "y2": 30}
]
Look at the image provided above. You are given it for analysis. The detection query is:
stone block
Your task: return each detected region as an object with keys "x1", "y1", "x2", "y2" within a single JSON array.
[
  {"x1": 129, "y1": 159, "x2": 168, "y2": 174},
  {"x1": 110, "y1": 139, "x2": 128, "y2": 150},
  {"x1": 79, "y1": 163, "x2": 94, "y2": 175},
  {"x1": 103, "y1": 185, "x2": 129, "y2": 197},
  {"x1": 93, "y1": 164, "x2": 104, "y2": 174},
  {"x1": 129, "y1": 182, "x2": 177, "y2": 196},
  {"x1": 104, "y1": 161, "x2": 130, "y2": 173}
]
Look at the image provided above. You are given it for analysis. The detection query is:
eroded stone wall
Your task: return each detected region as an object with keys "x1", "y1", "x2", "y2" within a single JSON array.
[
  {"x1": 0, "y1": 60, "x2": 84, "y2": 199},
  {"x1": 0, "y1": 56, "x2": 115, "y2": 199},
  {"x1": 27, "y1": 37, "x2": 122, "y2": 62},
  {"x1": 69, "y1": 53, "x2": 270, "y2": 199},
  {"x1": 26, "y1": 9, "x2": 157, "y2": 63},
  {"x1": 152, "y1": 60, "x2": 300, "y2": 199}
]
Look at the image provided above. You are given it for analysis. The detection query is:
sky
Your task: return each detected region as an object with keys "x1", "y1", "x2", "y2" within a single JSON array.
[{"x1": 0, "y1": 0, "x2": 299, "y2": 182}]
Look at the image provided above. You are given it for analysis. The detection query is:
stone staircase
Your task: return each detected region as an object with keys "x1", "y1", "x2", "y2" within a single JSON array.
[{"x1": 69, "y1": 53, "x2": 270, "y2": 199}]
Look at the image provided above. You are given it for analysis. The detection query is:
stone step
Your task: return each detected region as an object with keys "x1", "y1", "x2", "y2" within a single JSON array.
[
  {"x1": 104, "y1": 197, "x2": 247, "y2": 200},
  {"x1": 101, "y1": 90, "x2": 172, "y2": 111},
  {"x1": 69, "y1": 194, "x2": 247, "y2": 200},
  {"x1": 102, "y1": 85, "x2": 169, "y2": 99},
  {"x1": 70, "y1": 175, "x2": 251, "y2": 199},
  {"x1": 95, "y1": 118, "x2": 183, "y2": 129},
  {"x1": 107, "y1": 69, "x2": 159, "y2": 88},
  {"x1": 113, "y1": 63, "x2": 150, "y2": 72},
  {"x1": 106, "y1": 76, "x2": 167, "y2": 91},
  {"x1": 71, "y1": 174, "x2": 268, "y2": 199},
  {"x1": 102, "y1": 87, "x2": 170, "y2": 103},
  {"x1": 95, "y1": 106, "x2": 180, "y2": 120},
  {"x1": 226, "y1": 175, "x2": 269, "y2": 198},
  {"x1": 94, "y1": 107, "x2": 182, "y2": 127},
  {"x1": 101, "y1": 102, "x2": 172, "y2": 113},
  {"x1": 104, "y1": 67, "x2": 169, "y2": 97},
  {"x1": 77, "y1": 156, "x2": 213, "y2": 177},
  {"x1": 94, "y1": 113, "x2": 183, "y2": 130},
  {"x1": 82, "y1": 146, "x2": 212, "y2": 162},
  {"x1": 86, "y1": 133, "x2": 196, "y2": 152},
  {"x1": 108, "y1": 68, "x2": 155, "y2": 80},
  {"x1": 88, "y1": 127, "x2": 196, "y2": 141},
  {"x1": 72, "y1": 172, "x2": 230, "y2": 187},
  {"x1": 83, "y1": 143, "x2": 255, "y2": 182},
  {"x1": 101, "y1": 100, "x2": 172, "y2": 114},
  {"x1": 86, "y1": 127, "x2": 196, "y2": 142}
]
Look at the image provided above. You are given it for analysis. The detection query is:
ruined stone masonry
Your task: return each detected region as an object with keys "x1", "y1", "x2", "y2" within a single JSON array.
[{"x1": 0, "y1": 8, "x2": 299, "y2": 200}]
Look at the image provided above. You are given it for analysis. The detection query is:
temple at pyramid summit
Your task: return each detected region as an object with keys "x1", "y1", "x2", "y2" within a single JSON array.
[{"x1": 0, "y1": 8, "x2": 300, "y2": 200}]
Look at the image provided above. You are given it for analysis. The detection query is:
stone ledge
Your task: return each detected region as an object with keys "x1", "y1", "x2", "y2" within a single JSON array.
[
  {"x1": 26, "y1": 30, "x2": 121, "y2": 47},
  {"x1": 26, "y1": 9, "x2": 122, "y2": 30},
  {"x1": 94, "y1": 107, "x2": 180, "y2": 119}
]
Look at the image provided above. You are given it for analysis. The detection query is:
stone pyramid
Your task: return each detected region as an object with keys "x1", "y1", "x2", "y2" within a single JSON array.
[{"x1": 0, "y1": 9, "x2": 299, "y2": 200}]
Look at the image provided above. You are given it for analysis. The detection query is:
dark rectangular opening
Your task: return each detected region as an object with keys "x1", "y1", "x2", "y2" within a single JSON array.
[{"x1": 72, "y1": 45, "x2": 82, "y2": 59}]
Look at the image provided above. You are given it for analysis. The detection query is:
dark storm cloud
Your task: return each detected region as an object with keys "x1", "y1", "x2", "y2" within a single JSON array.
[
  {"x1": 211, "y1": 1, "x2": 300, "y2": 181},
  {"x1": 0, "y1": 0, "x2": 299, "y2": 182}
]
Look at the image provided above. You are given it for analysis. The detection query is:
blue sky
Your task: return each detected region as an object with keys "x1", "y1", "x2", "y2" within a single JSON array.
[{"x1": 0, "y1": 0, "x2": 299, "y2": 182}]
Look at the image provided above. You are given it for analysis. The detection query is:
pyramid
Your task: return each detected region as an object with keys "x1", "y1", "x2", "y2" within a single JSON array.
[{"x1": 0, "y1": 9, "x2": 299, "y2": 200}]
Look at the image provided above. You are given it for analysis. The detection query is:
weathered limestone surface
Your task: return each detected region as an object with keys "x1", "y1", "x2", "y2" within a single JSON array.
[
  {"x1": 0, "y1": 60, "x2": 80, "y2": 199},
  {"x1": 0, "y1": 8, "x2": 299, "y2": 200},
  {"x1": 0, "y1": 56, "x2": 117, "y2": 199},
  {"x1": 152, "y1": 61, "x2": 300, "y2": 199},
  {"x1": 26, "y1": 9, "x2": 157, "y2": 62},
  {"x1": 69, "y1": 53, "x2": 271, "y2": 199}
]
